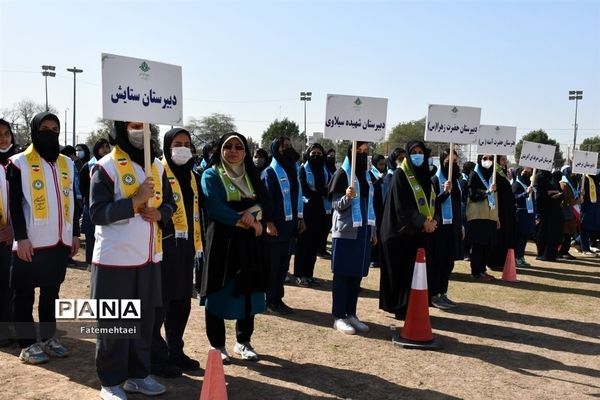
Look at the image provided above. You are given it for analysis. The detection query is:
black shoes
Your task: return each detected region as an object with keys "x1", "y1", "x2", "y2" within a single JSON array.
[{"x1": 170, "y1": 353, "x2": 201, "y2": 371}]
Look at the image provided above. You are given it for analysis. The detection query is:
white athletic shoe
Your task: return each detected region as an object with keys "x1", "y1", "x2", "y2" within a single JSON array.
[
  {"x1": 211, "y1": 346, "x2": 231, "y2": 364},
  {"x1": 234, "y1": 342, "x2": 259, "y2": 360},
  {"x1": 333, "y1": 318, "x2": 356, "y2": 335},
  {"x1": 100, "y1": 385, "x2": 128, "y2": 400}
]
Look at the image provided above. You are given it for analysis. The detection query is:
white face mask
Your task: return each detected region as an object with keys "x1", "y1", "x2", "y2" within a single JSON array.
[
  {"x1": 76, "y1": 150, "x2": 85, "y2": 159},
  {"x1": 171, "y1": 146, "x2": 192, "y2": 166},
  {"x1": 128, "y1": 130, "x2": 145, "y2": 149},
  {"x1": 482, "y1": 160, "x2": 493, "y2": 169}
]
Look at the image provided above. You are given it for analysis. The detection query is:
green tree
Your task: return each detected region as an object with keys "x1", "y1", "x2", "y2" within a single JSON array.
[
  {"x1": 261, "y1": 118, "x2": 305, "y2": 151},
  {"x1": 185, "y1": 113, "x2": 236, "y2": 148},
  {"x1": 1, "y1": 99, "x2": 58, "y2": 146},
  {"x1": 580, "y1": 136, "x2": 600, "y2": 167},
  {"x1": 515, "y1": 129, "x2": 565, "y2": 168}
]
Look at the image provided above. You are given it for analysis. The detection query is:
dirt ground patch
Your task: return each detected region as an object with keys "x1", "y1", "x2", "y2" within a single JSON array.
[{"x1": 1, "y1": 242, "x2": 599, "y2": 399}]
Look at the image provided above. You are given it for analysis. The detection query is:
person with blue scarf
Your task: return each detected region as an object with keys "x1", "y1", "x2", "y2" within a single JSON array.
[
  {"x1": 261, "y1": 137, "x2": 305, "y2": 315},
  {"x1": 430, "y1": 148, "x2": 463, "y2": 309},
  {"x1": 379, "y1": 141, "x2": 438, "y2": 320},
  {"x1": 465, "y1": 154, "x2": 499, "y2": 281},
  {"x1": 534, "y1": 170, "x2": 564, "y2": 261},
  {"x1": 293, "y1": 143, "x2": 330, "y2": 286},
  {"x1": 382, "y1": 147, "x2": 405, "y2": 201},
  {"x1": 368, "y1": 154, "x2": 386, "y2": 268},
  {"x1": 328, "y1": 142, "x2": 376, "y2": 334},
  {"x1": 512, "y1": 167, "x2": 536, "y2": 266},
  {"x1": 558, "y1": 166, "x2": 582, "y2": 259}
]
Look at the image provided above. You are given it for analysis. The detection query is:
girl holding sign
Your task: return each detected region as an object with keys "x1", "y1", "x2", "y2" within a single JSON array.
[
  {"x1": 379, "y1": 141, "x2": 438, "y2": 320},
  {"x1": 430, "y1": 148, "x2": 463, "y2": 309},
  {"x1": 90, "y1": 121, "x2": 176, "y2": 399},
  {"x1": 512, "y1": 167, "x2": 536, "y2": 266},
  {"x1": 465, "y1": 154, "x2": 499, "y2": 281},
  {"x1": 328, "y1": 142, "x2": 377, "y2": 334}
]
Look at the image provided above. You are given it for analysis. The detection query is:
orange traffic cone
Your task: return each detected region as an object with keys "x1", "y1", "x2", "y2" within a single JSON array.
[
  {"x1": 392, "y1": 248, "x2": 442, "y2": 350},
  {"x1": 502, "y1": 248, "x2": 518, "y2": 282},
  {"x1": 199, "y1": 349, "x2": 228, "y2": 400}
]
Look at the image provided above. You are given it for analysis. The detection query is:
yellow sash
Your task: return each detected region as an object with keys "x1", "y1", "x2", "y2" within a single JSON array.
[
  {"x1": 161, "y1": 159, "x2": 203, "y2": 255},
  {"x1": 24, "y1": 144, "x2": 71, "y2": 226},
  {"x1": 587, "y1": 175, "x2": 597, "y2": 203},
  {"x1": 111, "y1": 146, "x2": 163, "y2": 255}
]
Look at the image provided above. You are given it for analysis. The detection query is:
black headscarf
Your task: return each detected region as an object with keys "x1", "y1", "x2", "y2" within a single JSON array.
[
  {"x1": 31, "y1": 111, "x2": 61, "y2": 162},
  {"x1": 253, "y1": 148, "x2": 270, "y2": 173},
  {"x1": 76, "y1": 143, "x2": 91, "y2": 163},
  {"x1": 208, "y1": 132, "x2": 270, "y2": 210},
  {"x1": 113, "y1": 121, "x2": 156, "y2": 168},
  {"x1": 406, "y1": 140, "x2": 432, "y2": 198},
  {"x1": 163, "y1": 128, "x2": 194, "y2": 199},
  {"x1": 60, "y1": 145, "x2": 76, "y2": 158},
  {"x1": 0, "y1": 118, "x2": 16, "y2": 165},
  {"x1": 440, "y1": 148, "x2": 460, "y2": 180},
  {"x1": 270, "y1": 137, "x2": 299, "y2": 181},
  {"x1": 476, "y1": 154, "x2": 494, "y2": 181},
  {"x1": 202, "y1": 141, "x2": 218, "y2": 165},
  {"x1": 305, "y1": 143, "x2": 326, "y2": 191},
  {"x1": 329, "y1": 141, "x2": 370, "y2": 199},
  {"x1": 386, "y1": 147, "x2": 405, "y2": 172},
  {"x1": 325, "y1": 148, "x2": 337, "y2": 174},
  {"x1": 93, "y1": 138, "x2": 110, "y2": 160},
  {"x1": 515, "y1": 167, "x2": 531, "y2": 186}
]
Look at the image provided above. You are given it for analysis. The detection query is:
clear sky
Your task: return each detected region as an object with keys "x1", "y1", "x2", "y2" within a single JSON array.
[{"x1": 1, "y1": 0, "x2": 599, "y2": 149}]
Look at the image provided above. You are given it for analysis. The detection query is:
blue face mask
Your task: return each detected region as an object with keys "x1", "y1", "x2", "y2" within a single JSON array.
[{"x1": 410, "y1": 154, "x2": 424, "y2": 167}]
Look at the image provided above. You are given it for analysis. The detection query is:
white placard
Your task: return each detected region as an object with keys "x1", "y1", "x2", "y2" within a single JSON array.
[
  {"x1": 425, "y1": 104, "x2": 481, "y2": 144},
  {"x1": 102, "y1": 53, "x2": 183, "y2": 125},
  {"x1": 477, "y1": 125, "x2": 517, "y2": 155},
  {"x1": 324, "y1": 94, "x2": 388, "y2": 142},
  {"x1": 518, "y1": 141, "x2": 556, "y2": 171},
  {"x1": 572, "y1": 150, "x2": 599, "y2": 175}
]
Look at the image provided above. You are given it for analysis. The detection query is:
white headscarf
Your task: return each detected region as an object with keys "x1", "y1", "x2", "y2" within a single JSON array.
[{"x1": 221, "y1": 135, "x2": 253, "y2": 199}]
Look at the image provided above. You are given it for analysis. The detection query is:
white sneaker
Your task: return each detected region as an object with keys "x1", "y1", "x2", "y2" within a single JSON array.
[
  {"x1": 100, "y1": 385, "x2": 128, "y2": 400},
  {"x1": 211, "y1": 346, "x2": 231, "y2": 364},
  {"x1": 234, "y1": 342, "x2": 259, "y2": 360},
  {"x1": 18, "y1": 343, "x2": 49, "y2": 364},
  {"x1": 41, "y1": 337, "x2": 69, "y2": 358},
  {"x1": 333, "y1": 318, "x2": 356, "y2": 335},
  {"x1": 123, "y1": 375, "x2": 166, "y2": 396},
  {"x1": 346, "y1": 315, "x2": 370, "y2": 332}
]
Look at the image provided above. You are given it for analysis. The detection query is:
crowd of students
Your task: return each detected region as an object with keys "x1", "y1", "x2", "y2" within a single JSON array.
[{"x1": 0, "y1": 114, "x2": 598, "y2": 400}]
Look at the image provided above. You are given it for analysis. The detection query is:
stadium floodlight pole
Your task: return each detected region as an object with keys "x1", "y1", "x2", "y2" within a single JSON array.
[
  {"x1": 67, "y1": 67, "x2": 83, "y2": 146},
  {"x1": 41, "y1": 65, "x2": 56, "y2": 111},
  {"x1": 300, "y1": 91, "x2": 312, "y2": 150},
  {"x1": 568, "y1": 90, "x2": 583, "y2": 163}
]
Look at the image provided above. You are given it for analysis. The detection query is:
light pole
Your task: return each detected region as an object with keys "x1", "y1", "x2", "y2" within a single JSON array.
[
  {"x1": 67, "y1": 67, "x2": 83, "y2": 145},
  {"x1": 569, "y1": 90, "x2": 583, "y2": 162},
  {"x1": 300, "y1": 91, "x2": 312, "y2": 149},
  {"x1": 64, "y1": 108, "x2": 69, "y2": 146},
  {"x1": 41, "y1": 65, "x2": 56, "y2": 111}
]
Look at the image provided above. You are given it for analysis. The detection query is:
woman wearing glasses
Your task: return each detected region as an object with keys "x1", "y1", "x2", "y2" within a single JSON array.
[
  {"x1": 200, "y1": 133, "x2": 270, "y2": 362},
  {"x1": 466, "y1": 154, "x2": 499, "y2": 280}
]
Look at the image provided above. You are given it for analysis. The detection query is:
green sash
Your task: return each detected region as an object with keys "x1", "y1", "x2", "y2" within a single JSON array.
[
  {"x1": 400, "y1": 159, "x2": 436, "y2": 221},
  {"x1": 215, "y1": 163, "x2": 255, "y2": 202}
]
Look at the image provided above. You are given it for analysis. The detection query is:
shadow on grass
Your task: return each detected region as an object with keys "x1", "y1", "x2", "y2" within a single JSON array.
[
  {"x1": 234, "y1": 354, "x2": 461, "y2": 400},
  {"x1": 286, "y1": 277, "x2": 381, "y2": 299},
  {"x1": 515, "y1": 267, "x2": 600, "y2": 285},
  {"x1": 442, "y1": 337, "x2": 600, "y2": 386},
  {"x1": 431, "y1": 315, "x2": 600, "y2": 355},
  {"x1": 446, "y1": 302, "x2": 600, "y2": 339},
  {"x1": 450, "y1": 272, "x2": 600, "y2": 299}
]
